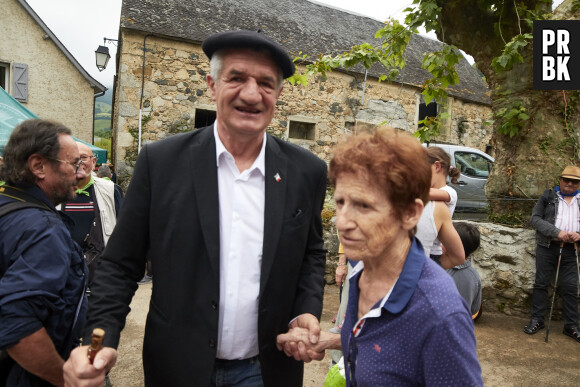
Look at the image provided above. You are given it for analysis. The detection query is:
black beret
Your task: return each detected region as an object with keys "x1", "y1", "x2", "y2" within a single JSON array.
[{"x1": 202, "y1": 30, "x2": 295, "y2": 79}]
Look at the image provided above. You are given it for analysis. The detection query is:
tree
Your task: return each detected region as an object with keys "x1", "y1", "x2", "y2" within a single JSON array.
[
  {"x1": 291, "y1": 0, "x2": 580, "y2": 222},
  {"x1": 417, "y1": 0, "x2": 580, "y2": 222}
]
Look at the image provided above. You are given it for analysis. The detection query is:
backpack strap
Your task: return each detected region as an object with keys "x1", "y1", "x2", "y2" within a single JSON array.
[
  {"x1": 0, "y1": 201, "x2": 50, "y2": 217},
  {"x1": 0, "y1": 185, "x2": 53, "y2": 217}
]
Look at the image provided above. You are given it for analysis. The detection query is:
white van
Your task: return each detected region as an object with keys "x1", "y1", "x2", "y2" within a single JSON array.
[{"x1": 424, "y1": 144, "x2": 494, "y2": 212}]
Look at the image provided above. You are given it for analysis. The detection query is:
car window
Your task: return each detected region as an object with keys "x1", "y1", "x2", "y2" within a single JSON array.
[{"x1": 455, "y1": 152, "x2": 493, "y2": 178}]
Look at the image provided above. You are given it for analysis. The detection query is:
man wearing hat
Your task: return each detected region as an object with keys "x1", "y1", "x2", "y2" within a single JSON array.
[
  {"x1": 526, "y1": 166, "x2": 580, "y2": 343},
  {"x1": 63, "y1": 30, "x2": 327, "y2": 386}
]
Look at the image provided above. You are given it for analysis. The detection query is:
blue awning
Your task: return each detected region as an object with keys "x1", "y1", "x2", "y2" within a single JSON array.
[{"x1": 0, "y1": 87, "x2": 106, "y2": 163}]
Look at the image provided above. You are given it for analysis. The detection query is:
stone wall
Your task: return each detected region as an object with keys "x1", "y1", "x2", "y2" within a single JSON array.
[
  {"x1": 324, "y1": 221, "x2": 545, "y2": 318},
  {"x1": 112, "y1": 30, "x2": 493, "y2": 176}
]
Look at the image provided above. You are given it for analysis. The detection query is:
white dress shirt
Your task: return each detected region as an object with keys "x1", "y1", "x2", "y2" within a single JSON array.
[
  {"x1": 555, "y1": 192, "x2": 580, "y2": 233},
  {"x1": 214, "y1": 124, "x2": 266, "y2": 359}
]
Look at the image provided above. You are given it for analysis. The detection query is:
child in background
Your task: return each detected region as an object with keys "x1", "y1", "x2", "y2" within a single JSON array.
[
  {"x1": 427, "y1": 146, "x2": 461, "y2": 264},
  {"x1": 448, "y1": 222, "x2": 483, "y2": 320}
]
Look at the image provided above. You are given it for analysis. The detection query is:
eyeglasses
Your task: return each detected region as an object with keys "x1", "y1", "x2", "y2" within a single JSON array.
[
  {"x1": 80, "y1": 155, "x2": 95, "y2": 162},
  {"x1": 561, "y1": 177, "x2": 580, "y2": 184},
  {"x1": 347, "y1": 334, "x2": 358, "y2": 387},
  {"x1": 47, "y1": 157, "x2": 83, "y2": 174}
]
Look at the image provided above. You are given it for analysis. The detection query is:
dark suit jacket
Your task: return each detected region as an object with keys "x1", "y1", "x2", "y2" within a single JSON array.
[{"x1": 85, "y1": 126, "x2": 327, "y2": 386}]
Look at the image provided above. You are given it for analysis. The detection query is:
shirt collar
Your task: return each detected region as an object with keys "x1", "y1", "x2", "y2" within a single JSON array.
[
  {"x1": 26, "y1": 184, "x2": 57, "y2": 211},
  {"x1": 76, "y1": 175, "x2": 94, "y2": 196},
  {"x1": 451, "y1": 259, "x2": 472, "y2": 270},
  {"x1": 350, "y1": 237, "x2": 427, "y2": 315},
  {"x1": 213, "y1": 122, "x2": 266, "y2": 177}
]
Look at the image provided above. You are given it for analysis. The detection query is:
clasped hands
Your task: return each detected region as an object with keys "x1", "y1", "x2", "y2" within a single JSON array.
[
  {"x1": 558, "y1": 230, "x2": 580, "y2": 243},
  {"x1": 276, "y1": 313, "x2": 340, "y2": 362}
]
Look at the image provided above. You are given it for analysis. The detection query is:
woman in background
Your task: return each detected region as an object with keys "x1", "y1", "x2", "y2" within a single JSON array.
[{"x1": 426, "y1": 146, "x2": 461, "y2": 265}]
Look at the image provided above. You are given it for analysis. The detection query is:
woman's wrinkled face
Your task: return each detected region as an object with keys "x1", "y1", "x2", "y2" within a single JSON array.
[{"x1": 334, "y1": 172, "x2": 406, "y2": 262}]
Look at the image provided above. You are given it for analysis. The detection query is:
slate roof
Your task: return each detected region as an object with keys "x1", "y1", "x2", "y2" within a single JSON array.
[{"x1": 120, "y1": 0, "x2": 490, "y2": 105}]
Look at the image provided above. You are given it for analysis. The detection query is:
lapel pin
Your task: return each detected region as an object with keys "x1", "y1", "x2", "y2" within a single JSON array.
[{"x1": 274, "y1": 173, "x2": 282, "y2": 182}]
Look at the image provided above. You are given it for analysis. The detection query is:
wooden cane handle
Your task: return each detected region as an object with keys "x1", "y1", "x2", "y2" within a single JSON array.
[{"x1": 87, "y1": 328, "x2": 105, "y2": 364}]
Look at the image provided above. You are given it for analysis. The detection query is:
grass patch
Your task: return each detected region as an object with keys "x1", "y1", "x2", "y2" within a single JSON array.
[{"x1": 94, "y1": 138, "x2": 111, "y2": 157}]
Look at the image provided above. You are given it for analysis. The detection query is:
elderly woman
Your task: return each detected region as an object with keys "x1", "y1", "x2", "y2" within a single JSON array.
[{"x1": 278, "y1": 128, "x2": 481, "y2": 386}]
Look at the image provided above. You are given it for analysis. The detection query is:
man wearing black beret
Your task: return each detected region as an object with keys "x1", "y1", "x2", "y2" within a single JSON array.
[{"x1": 64, "y1": 30, "x2": 328, "y2": 387}]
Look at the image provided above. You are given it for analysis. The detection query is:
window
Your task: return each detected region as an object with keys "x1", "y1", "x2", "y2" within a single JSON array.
[
  {"x1": 194, "y1": 108, "x2": 216, "y2": 129},
  {"x1": 0, "y1": 63, "x2": 8, "y2": 91},
  {"x1": 454, "y1": 151, "x2": 493, "y2": 178},
  {"x1": 289, "y1": 120, "x2": 316, "y2": 141},
  {"x1": 418, "y1": 100, "x2": 437, "y2": 127}
]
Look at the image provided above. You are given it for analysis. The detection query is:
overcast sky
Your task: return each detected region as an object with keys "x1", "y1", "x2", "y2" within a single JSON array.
[{"x1": 24, "y1": 0, "x2": 564, "y2": 89}]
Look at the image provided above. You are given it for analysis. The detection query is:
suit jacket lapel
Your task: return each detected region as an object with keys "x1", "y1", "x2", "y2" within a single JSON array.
[
  {"x1": 191, "y1": 127, "x2": 220, "y2": 277},
  {"x1": 261, "y1": 136, "x2": 287, "y2": 293}
]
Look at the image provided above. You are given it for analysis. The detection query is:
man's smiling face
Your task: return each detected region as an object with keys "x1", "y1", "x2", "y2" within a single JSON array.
[{"x1": 207, "y1": 48, "x2": 283, "y2": 140}]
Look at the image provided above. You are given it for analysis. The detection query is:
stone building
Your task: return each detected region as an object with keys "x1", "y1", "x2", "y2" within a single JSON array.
[
  {"x1": 109, "y1": 0, "x2": 492, "y2": 176},
  {"x1": 1, "y1": 0, "x2": 106, "y2": 142}
]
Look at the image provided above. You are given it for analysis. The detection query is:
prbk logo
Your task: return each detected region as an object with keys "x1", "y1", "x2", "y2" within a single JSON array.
[{"x1": 533, "y1": 20, "x2": 580, "y2": 90}]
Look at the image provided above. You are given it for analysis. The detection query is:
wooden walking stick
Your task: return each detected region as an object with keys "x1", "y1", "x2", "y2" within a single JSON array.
[{"x1": 87, "y1": 328, "x2": 105, "y2": 364}]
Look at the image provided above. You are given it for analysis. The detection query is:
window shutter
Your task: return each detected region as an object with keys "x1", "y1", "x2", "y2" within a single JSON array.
[{"x1": 12, "y1": 63, "x2": 28, "y2": 102}]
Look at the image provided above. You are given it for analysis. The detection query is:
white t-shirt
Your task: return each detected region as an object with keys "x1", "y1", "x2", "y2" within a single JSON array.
[
  {"x1": 430, "y1": 186, "x2": 457, "y2": 255},
  {"x1": 416, "y1": 201, "x2": 437, "y2": 257}
]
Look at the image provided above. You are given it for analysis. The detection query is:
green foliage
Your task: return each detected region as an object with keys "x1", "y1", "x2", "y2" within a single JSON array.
[
  {"x1": 95, "y1": 101, "x2": 112, "y2": 114},
  {"x1": 166, "y1": 118, "x2": 193, "y2": 134},
  {"x1": 125, "y1": 114, "x2": 152, "y2": 167},
  {"x1": 559, "y1": 90, "x2": 580, "y2": 125},
  {"x1": 573, "y1": 0, "x2": 580, "y2": 13},
  {"x1": 487, "y1": 210, "x2": 526, "y2": 227},
  {"x1": 538, "y1": 135, "x2": 552, "y2": 154},
  {"x1": 289, "y1": 16, "x2": 462, "y2": 143},
  {"x1": 288, "y1": 19, "x2": 411, "y2": 87},
  {"x1": 414, "y1": 116, "x2": 440, "y2": 143},
  {"x1": 557, "y1": 137, "x2": 575, "y2": 159},
  {"x1": 494, "y1": 100, "x2": 529, "y2": 137},
  {"x1": 94, "y1": 119, "x2": 111, "y2": 136},
  {"x1": 404, "y1": 0, "x2": 441, "y2": 35},
  {"x1": 422, "y1": 45, "x2": 460, "y2": 92},
  {"x1": 94, "y1": 138, "x2": 111, "y2": 156},
  {"x1": 491, "y1": 34, "x2": 532, "y2": 73}
]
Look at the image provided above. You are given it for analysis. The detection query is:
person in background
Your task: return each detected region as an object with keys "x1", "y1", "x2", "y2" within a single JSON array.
[
  {"x1": 107, "y1": 164, "x2": 117, "y2": 184},
  {"x1": 329, "y1": 242, "x2": 351, "y2": 364},
  {"x1": 415, "y1": 197, "x2": 465, "y2": 269},
  {"x1": 525, "y1": 166, "x2": 580, "y2": 343},
  {"x1": 0, "y1": 119, "x2": 88, "y2": 386},
  {"x1": 63, "y1": 30, "x2": 327, "y2": 387},
  {"x1": 278, "y1": 127, "x2": 482, "y2": 386},
  {"x1": 426, "y1": 146, "x2": 460, "y2": 265},
  {"x1": 96, "y1": 164, "x2": 113, "y2": 181},
  {"x1": 60, "y1": 142, "x2": 123, "y2": 287},
  {"x1": 448, "y1": 222, "x2": 483, "y2": 320}
]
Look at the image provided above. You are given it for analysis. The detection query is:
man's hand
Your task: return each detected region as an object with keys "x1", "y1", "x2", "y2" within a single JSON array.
[
  {"x1": 277, "y1": 328, "x2": 341, "y2": 362},
  {"x1": 276, "y1": 313, "x2": 321, "y2": 362},
  {"x1": 276, "y1": 327, "x2": 325, "y2": 362},
  {"x1": 558, "y1": 230, "x2": 571, "y2": 242},
  {"x1": 290, "y1": 313, "x2": 320, "y2": 344},
  {"x1": 63, "y1": 346, "x2": 117, "y2": 387},
  {"x1": 569, "y1": 232, "x2": 580, "y2": 242}
]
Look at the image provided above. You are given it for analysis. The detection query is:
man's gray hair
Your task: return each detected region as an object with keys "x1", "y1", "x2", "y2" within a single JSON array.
[
  {"x1": 209, "y1": 49, "x2": 284, "y2": 89},
  {"x1": 97, "y1": 164, "x2": 112, "y2": 178},
  {"x1": 0, "y1": 119, "x2": 71, "y2": 186}
]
